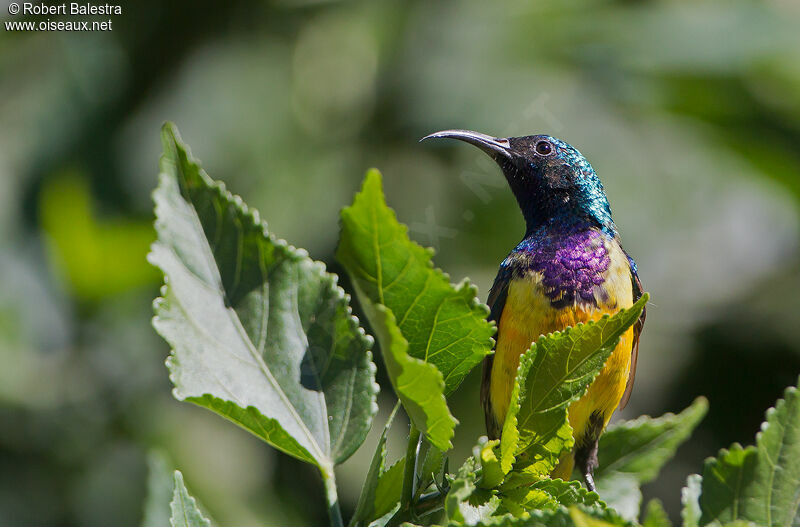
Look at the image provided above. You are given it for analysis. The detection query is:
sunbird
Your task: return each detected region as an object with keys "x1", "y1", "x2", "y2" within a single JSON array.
[{"x1": 423, "y1": 130, "x2": 646, "y2": 490}]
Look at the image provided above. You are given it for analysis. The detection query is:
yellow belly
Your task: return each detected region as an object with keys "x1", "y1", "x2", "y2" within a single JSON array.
[{"x1": 489, "y1": 245, "x2": 634, "y2": 465}]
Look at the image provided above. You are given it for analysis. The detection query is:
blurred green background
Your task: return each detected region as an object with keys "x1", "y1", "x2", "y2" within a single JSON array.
[{"x1": 1, "y1": 0, "x2": 799, "y2": 525}]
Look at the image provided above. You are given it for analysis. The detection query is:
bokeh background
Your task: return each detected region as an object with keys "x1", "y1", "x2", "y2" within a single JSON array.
[{"x1": 2, "y1": 0, "x2": 800, "y2": 525}]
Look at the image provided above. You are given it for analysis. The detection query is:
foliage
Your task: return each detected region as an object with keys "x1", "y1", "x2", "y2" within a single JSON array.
[
  {"x1": 698, "y1": 381, "x2": 800, "y2": 527},
  {"x1": 148, "y1": 126, "x2": 800, "y2": 527},
  {"x1": 151, "y1": 124, "x2": 378, "y2": 476}
]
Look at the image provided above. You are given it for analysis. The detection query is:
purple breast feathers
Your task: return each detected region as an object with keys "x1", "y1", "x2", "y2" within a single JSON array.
[{"x1": 511, "y1": 229, "x2": 612, "y2": 308}]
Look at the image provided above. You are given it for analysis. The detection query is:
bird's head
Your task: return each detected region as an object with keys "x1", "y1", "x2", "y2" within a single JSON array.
[{"x1": 422, "y1": 129, "x2": 616, "y2": 236}]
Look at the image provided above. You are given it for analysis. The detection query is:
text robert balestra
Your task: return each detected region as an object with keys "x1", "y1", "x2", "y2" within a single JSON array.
[{"x1": 21, "y1": 3, "x2": 122, "y2": 16}]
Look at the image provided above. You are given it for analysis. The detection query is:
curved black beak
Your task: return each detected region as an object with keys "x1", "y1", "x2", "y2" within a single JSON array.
[{"x1": 420, "y1": 129, "x2": 513, "y2": 160}]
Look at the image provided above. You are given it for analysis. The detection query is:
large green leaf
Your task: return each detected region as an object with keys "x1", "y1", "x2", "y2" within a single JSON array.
[
  {"x1": 337, "y1": 169, "x2": 494, "y2": 395},
  {"x1": 170, "y1": 471, "x2": 212, "y2": 527},
  {"x1": 365, "y1": 303, "x2": 456, "y2": 450},
  {"x1": 150, "y1": 123, "x2": 378, "y2": 473},
  {"x1": 700, "y1": 379, "x2": 800, "y2": 526},
  {"x1": 499, "y1": 294, "x2": 649, "y2": 474},
  {"x1": 596, "y1": 397, "x2": 708, "y2": 484}
]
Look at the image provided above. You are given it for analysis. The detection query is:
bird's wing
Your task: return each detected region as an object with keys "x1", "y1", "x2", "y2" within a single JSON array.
[
  {"x1": 619, "y1": 254, "x2": 646, "y2": 410},
  {"x1": 481, "y1": 265, "x2": 512, "y2": 439}
]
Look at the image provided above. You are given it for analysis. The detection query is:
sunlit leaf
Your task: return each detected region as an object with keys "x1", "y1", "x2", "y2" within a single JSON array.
[
  {"x1": 337, "y1": 169, "x2": 494, "y2": 396},
  {"x1": 500, "y1": 477, "x2": 603, "y2": 515},
  {"x1": 150, "y1": 123, "x2": 378, "y2": 472},
  {"x1": 364, "y1": 304, "x2": 455, "y2": 450}
]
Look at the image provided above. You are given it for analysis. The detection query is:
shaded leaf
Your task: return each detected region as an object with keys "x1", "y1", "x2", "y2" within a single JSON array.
[
  {"x1": 596, "y1": 397, "x2": 708, "y2": 483},
  {"x1": 170, "y1": 471, "x2": 211, "y2": 527},
  {"x1": 337, "y1": 169, "x2": 494, "y2": 396},
  {"x1": 150, "y1": 123, "x2": 378, "y2": 471},
  {"x1": 416, "y1": 442, "x2": 445, "y2": 497},
  {"x1": 369, "y1": 504, "x2": 401, "y2": 527},
  {"x1": 374, "y1": 458, "x2": 405, "y2": 520},
  {"x1": 500, "y1": 295, "x2": 649, "y2": 474},
  {"x1": 351, "y1": 405, "x2": 400, "y2": 527}
]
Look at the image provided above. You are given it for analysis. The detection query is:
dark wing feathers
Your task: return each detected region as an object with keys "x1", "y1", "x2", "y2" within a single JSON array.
[
  {"x1": 481, "y1": 266, "x2": 511, "y2": 439},
  {"x1": 619, "y1": 253, "x2": 646, "y2": 410}
]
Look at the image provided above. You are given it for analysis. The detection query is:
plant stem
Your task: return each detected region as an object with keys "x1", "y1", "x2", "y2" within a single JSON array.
[
  {"x1": 321, "y1": 466, "x2": 344, "y2": 527},
  {"x1": 401, "y1": 425, "x2": 421, "y2": 509}
]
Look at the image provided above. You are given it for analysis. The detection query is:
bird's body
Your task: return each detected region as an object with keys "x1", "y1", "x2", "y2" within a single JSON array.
[
  {"x1": 484, "y1": 224, "x2": 638, "y2": 482},
  {"x1": 423, "y1": 130, "x2": 645, "y2": 490}
]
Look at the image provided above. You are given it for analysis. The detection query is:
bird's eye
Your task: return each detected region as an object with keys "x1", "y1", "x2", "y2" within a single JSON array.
[{"x1": 535, "y1": 140, "x2": 553, "y2": 156}]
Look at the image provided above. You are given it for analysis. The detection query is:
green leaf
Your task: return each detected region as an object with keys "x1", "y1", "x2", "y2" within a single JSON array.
[
  {"x1": 170, "y1": 471, "x2": 212, "y2": 527},
  {"x1": 369, "y1": 504, "x2": 401, "y2": 527},
  {"x1": 501, "y1": 477, "x2": 603, "y2": 514},
  {"x1": 744, "y1": 382, "x2": 800, "y2": 526},
  {"x1": 500, "y1": 294, "x2": 649, "y2": 474},
  {"x1": 374, "y1": 458, "x2": 405, "y2": 520},
  {"x1": 700, "y1": 378, "x2": 800, "y2": 527},
  {"x1": 446, "y1": 456, "x2": 500, "y2": 525},
  {"x1": 477, "y1": 438, "x2": 505, "y2": 490},
  {"x1": 337, "y1": 169, "x2": 494, "y2": 396},
  {"x1": 416, "y1": 442, "x2": 445, "y2": 497},
  {"x1": 596, "y1": 397, "x2": 708, "y2": 483},
  {"x1": 682, "y1": 474, "x2": 703, "y2": 527},
  {"x1": 699, "y1": 444, "x2": 759, "y2": 525},
  {"x1": 351, "y1": 405, "x2": 400, "y2": 527},
  {"x1": 150, "y1": 123, "x2": 378, "y2": 472},
  {"x1": 642, "y1": 499, "x2": 672, "y2": 527},
  {"x1": 142, "y1": 452, "x2": 173, "y2": 527},
  {"x1": 360, "y1": 302, "x2": 456, "y2": 450}
]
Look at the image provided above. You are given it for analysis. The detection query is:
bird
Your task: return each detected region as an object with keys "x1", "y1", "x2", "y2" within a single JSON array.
[{"x1": 422, "y1": 130, "x2": 646, "y2": 491}]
